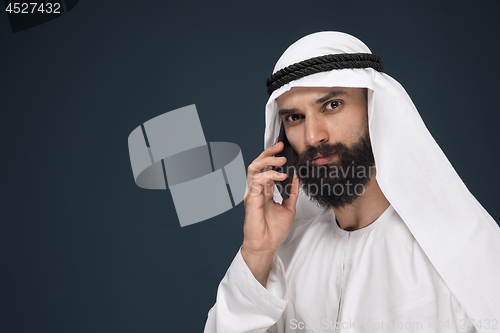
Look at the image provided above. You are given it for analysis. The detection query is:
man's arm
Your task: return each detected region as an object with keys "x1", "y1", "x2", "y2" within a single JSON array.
[
  {"x1": 203, "y1": 248, "x2": 288, "y2": 333},
  {"x1": 203, "y1": 142, "x2": 299, "y2": 332}
]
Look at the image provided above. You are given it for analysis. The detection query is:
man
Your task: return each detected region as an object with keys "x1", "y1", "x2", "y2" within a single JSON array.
[{"x1": 204, "y1": 32, "x2": 500, "y2": 333}]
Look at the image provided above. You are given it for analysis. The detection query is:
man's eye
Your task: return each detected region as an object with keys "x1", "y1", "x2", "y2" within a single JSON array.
[
  {"x1": 326, "y1": 101, "x2": 341, "y2": 109},
  {"x1": 286, "y1": 114, "x2": 302, "y2": 122}
]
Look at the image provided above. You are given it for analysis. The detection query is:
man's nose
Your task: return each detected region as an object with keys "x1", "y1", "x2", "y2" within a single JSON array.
[{"x1": 304, "y1": 115, "x2": 329, "y2": 147}]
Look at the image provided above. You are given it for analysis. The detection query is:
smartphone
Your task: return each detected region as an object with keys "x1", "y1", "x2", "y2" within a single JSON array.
[{"x1": 273, "y1": 121, "x2": 297, "y2": 200}]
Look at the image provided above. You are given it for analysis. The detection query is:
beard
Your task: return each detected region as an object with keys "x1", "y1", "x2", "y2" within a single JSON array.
[{"x1": 293, "y1": 130, "x2": 375, "y2": 209}]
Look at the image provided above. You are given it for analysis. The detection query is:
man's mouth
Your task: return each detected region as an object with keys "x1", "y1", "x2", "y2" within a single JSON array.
[{"x1": 311, "y1": 153, "x2": 337, "y2": 166}]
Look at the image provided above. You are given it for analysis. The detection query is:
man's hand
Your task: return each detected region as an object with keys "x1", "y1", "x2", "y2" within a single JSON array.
[{"x1": 241, "y1": 141, "x2": 299, "y2": 287}]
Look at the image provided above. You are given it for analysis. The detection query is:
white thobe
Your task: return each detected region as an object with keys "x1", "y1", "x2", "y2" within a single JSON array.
[{"x1": 204, "y1": 206, "x2": 478, "y2": 333}]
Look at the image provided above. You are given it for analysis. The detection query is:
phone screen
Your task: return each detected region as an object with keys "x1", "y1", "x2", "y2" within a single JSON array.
[{"x1": 273, "y1": 121, "x2": 297, "y2": 200}]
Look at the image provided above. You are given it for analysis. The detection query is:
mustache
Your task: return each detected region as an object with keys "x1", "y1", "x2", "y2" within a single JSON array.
[{"x1": 295, "y1": 142, "x2": 349, "y2": 165}]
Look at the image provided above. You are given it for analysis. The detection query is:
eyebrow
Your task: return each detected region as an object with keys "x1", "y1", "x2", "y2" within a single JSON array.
[
  {"x1": 278, "y1": 90, "x2": 348, "y2": 117},
  {"x1": 315, "y1": 90, "x2": 347, "y2": 104}
]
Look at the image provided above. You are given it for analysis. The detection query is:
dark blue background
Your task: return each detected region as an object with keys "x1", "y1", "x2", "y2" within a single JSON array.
[{"x1": 1, "y1": 1, "x2": 499, "y2": 332}]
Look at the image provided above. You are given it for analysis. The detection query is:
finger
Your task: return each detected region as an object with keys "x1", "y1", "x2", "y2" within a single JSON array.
[
  {"x1": 262, "y1": 179, "x2": 275, "y2": 199},
  {"x1": 282, "y1": 172, "x2": 300, "y2": 212},
  {"x1": 247, "y1": 178, "x2": 276, "y2": 201},
  {"x1": 253, "y1": 170, "x2": 288, "y2": 185},
  {"x1": 247, "y1": 142, "x2": 286, "y2": 175},
  {"x1": 247, "y1": 170, "x2": 287, "y2": 197},
  {"x1": 249, "y1": 175, "x2": 276, "y2": 198},
  {"x1": 249, "y1": 155, "x2": 287, "y2": 175},
  {"x1": 246, "y1": 156, "x2": 287, "y2": 196},
  {"x1": 254, "y1": 141, "x2": 284, "y2": 162}
]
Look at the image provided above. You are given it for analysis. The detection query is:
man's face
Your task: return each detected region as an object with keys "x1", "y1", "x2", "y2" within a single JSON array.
[{"x1": 276, "y1": 86, "x2": 375, "y2": 208}]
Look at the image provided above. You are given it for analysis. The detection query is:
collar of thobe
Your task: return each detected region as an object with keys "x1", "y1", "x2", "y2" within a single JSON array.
[{"x1": 263, "y1": 31, "x2": 500, "y2": 328}]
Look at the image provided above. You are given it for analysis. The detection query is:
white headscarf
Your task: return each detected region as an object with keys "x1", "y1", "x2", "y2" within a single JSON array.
[{"x1": 264, "y1": 31, "x2": 500, "y2": 327}]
